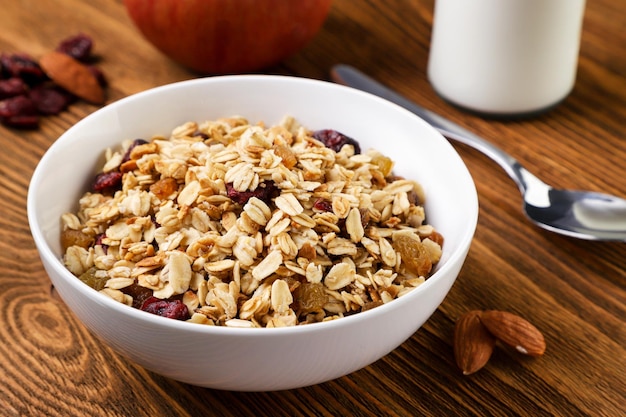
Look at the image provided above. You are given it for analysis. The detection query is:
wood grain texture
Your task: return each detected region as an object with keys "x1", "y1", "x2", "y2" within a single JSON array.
[{"x1": 1, "y1": 0, "x2": 624, "y2": 416}]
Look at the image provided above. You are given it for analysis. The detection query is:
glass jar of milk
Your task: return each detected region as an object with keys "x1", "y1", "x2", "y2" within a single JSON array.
[{"x1": 427, "y1": 0, "x2": 586, "y2": 117}]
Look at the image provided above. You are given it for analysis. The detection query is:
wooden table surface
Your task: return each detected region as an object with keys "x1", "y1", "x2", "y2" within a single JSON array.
[{"x1": 1, "y1": 1, "x2": 624, "y2": 416}]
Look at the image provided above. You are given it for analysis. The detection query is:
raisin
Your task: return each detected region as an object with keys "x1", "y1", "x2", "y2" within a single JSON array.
[
  {"x1": 298, "y1": 242, "x2": 317, "y2": 260},
  {"x1": 122, "y1": 138, "x2": 149, "y2": 163},
  {"x1": 28, "y1": 84, "x2": 75, "y2": 115},
  {"x1": 393, "y1": 234, "x2": 432, "y2": 277},
  {"x1": 294, "y1": 282, "x2": 327, "y2": 315},
  {"x1": 371, "y1": 153, "x2": 394, "y2": 177},
  {"x1": 55, "y1": 33, "x2": 93, "y2": 62},
  {"x1": 0, "y1": 77, "x2": 28, "y2": 99},
  {"x1": 150, "y1": 177, "x2": 178, "y2": 200},
  {"x1": 78, "y1": 267, "x2": 108, "y2": 291},
  {"x1": 362, "y1": 300, "x2": 383, "y2": 312},
  {"x1": 140, "y1": 296, "x2": 190, "y2": 320},
  {"x1": 312, "y1": 129, "x2": 361, "y2": 154},
  {"x1": 359, "y1": 208, "x2": 371, "y2": 229},
  {"x1": 226, "y1": 180, "x2": 278, "y2": 205},
  {"x1": 272, "y1": 144, "x2": 297, "y2": 169},
  {"x1": 123, "y1": 284, "x2": 154, "y2": 309},
  {"x1": 92, "y1": 171, "x2": 123, "y2": 193},
  {"x1": 60, "y1": 229, "x2": 94, "y2": 251},
  {"x1": 426, "y1": 230, "x2": 445, "y2": 247},
  {"x1": 407, "y1": 189, "x2": 420, "y2": 206}
]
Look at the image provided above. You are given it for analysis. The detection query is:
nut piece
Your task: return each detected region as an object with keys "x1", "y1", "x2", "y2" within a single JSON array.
[
  {"x1": 454, "y1": 310, "x2": 496, "y2": 375},
  {"x1": 39, "y1": 51, "x2": 105, "y2": 104},
  {"x1": 480, "y1": 310, "x2": 546, "y2": 356}
]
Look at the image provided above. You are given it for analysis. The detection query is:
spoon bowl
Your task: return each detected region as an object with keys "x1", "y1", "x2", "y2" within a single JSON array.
[
  {"x1": 332, "y1": 65, "x2": 626, "y2": 242},
  {"x1": 524, "y1": 188, "x2": 626, "y2": 241}
]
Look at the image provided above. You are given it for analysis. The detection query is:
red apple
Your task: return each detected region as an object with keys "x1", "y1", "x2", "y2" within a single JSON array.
[{"x1": 123, "y1": 0, "x2": 333, "y2": 74}]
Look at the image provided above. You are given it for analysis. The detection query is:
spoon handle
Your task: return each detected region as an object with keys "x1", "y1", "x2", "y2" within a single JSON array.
[{"x1": 330, "y1": 65, "x2": 536, "y2": 194}]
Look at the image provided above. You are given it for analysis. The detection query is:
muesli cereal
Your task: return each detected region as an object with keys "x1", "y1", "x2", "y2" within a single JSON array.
[{"x1": 61, "y1": 116, "x2": 444, "y2": 327}]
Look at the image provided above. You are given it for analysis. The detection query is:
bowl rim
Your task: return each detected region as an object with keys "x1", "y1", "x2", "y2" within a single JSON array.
[{"x1": 27, "y1": 74, "x2": 478, "y2": 336}]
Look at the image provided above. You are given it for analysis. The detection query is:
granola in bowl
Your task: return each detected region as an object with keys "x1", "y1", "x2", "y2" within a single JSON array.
[{"x1": 61, "y1": 115, "x2": 444, "y2": 328}]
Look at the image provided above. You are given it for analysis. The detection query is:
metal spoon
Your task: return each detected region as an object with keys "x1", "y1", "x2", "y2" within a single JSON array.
[{"x1": 331, "y1": 64, "x2": 626, "y2": 242}]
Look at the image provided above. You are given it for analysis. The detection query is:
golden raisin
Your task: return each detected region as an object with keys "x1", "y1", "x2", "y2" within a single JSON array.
[
  {"x1": 294, "y1": 282, "x2": 327, "y2": 315},
  {"x1": 150, "y1": 177, "x2": 178, "y2": 200},
  {"x1": 427, "y1": 230, "x2": 445, "y2": 247},
  {"x1": 298, "y1": 242, "x2": 317, "y2": 260},
  {"x1": 371, "y1": 153, "x2": 394, "y2": 177},
  {"x1": 393, "y1": 234, "x2": 432, "y2": 277},
  {"x1": 60, "y1": 229, "x2": 93, "y2": 251},
  {"x1": 78, "y1": 267, "x2": 108, "y2": 291},
  {"x1": 273, "y1": 144, "x2": 298, "y2": 169},
  {"x1": 362, "y1": 300, "x2": 383, "y2": 312}
]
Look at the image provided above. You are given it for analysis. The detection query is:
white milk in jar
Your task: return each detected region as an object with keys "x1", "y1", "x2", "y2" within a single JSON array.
[{"x1": 427, "y1": 0, "x2": 586, "y2": 117}]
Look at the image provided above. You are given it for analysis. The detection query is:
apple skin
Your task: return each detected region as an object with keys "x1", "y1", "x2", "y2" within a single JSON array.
[{"x1": 123, "y1": 0, "x2": 333, "y2": 74}]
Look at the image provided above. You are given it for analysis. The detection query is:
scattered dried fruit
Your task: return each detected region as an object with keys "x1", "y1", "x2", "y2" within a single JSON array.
[
  {"x1": 480, "y1": 310, "x2": 546, "y2": 356},
  {"x1": 55, "y1": 33, "x2": 93, "y2": 62},
  {"x1": 0, "y1": 77, "x2": 28, "y2": 99},
  {"x1": 0, "y1": 95, "x2": 38, "y2": 128},
  {"x1": 454, "y1": 310, "x2": 496, "y2": 375},
  {"x1": 0, "y1": 33, "x2": 107, "y2": 129},
  {"x1": 0, "y1": 53, "x2": 46, "y2": 84},
  {"x1": 28, "y1": 84, "x2": 75, "y2": 115}
]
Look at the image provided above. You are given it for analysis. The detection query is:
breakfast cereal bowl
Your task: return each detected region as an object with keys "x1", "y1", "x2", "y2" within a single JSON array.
[{"x1": 27, "y1": 75, "x2": 478, "y2": 391}]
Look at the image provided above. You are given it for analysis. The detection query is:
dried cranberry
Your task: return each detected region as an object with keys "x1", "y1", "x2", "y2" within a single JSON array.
[
  {"x1": 0, "y1": 77, "x2": 28, "y2": 99},
  {"x1": 94, "y1": 233, "x2": 109, "y2": 253},
  {"x1": 313, "y1": 198, "x2": 332, "y2": 212},
  {"x1": 0, "y1": 53, "x2": 46, "y2": 85},
  {"x1": 0, "y1": 95, "x2": 39, "y2": 128},
  {"x1": 0, "y1": 94, "x2": 36, "y2": 116},
  {"x1": 226, "y1": 180, "x2": 278, "y2": 205},
  {"x1": 28, "y1": 84, "x2": 75, "y2": 115},
  {"x1": 312, "y1": 129, "x2": 361, "y2": 154},
  {"x1": 55, "y1": 33, "x2": 93, "y2": 62},
  {"x1": 140, "y1": 296, "x2": 190, "y2": 320},
  {"x1": 121, "y1": 138, "x2": 149, "y2": 163},
  {"x1": 92, "y1": 171, "x2": 123, "y2": 193},
  {"x1": 0, "y1": 113, "x2": 39, "y2": 128}
]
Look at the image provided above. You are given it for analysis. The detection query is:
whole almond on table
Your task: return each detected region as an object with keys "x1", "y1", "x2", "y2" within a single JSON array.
[
  {"x1": 454, "y1": 310, "x2": 496, "y2": 375},
  {"x1": 480, "y1": 310, "x2": 547, "y2": 356},
  {"x1": 39, "y1": 51, "x2": 105, "y2": 104}
]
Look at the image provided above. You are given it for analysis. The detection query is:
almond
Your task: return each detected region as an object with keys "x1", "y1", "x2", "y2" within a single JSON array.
[
  {"x1": 453, "y1": 310, "x2": 496, "y2": 375},
  {"x1": 480, "y1": 310, "x2": 546, "y2": 356},
  {"x1": 39, "y1": 51, "x2": 105, "y2": 104}
]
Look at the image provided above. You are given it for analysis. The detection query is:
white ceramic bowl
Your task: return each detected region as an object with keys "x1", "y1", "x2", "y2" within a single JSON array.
[{"x1": 28, "y1": 75, "x2": 478, "y2": 391}]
